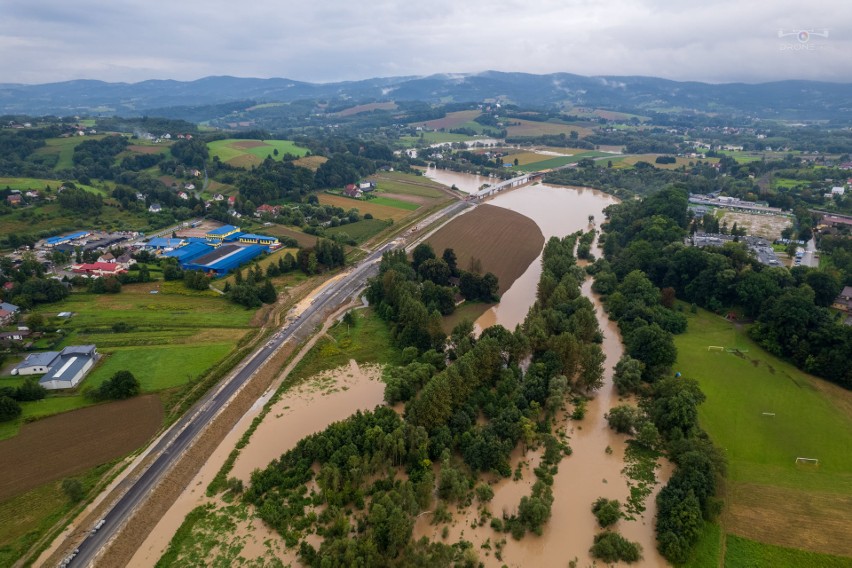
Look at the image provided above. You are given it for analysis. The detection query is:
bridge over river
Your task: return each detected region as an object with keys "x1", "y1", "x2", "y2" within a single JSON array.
[{"x1": 471, "y1": 171, "x2": 545, "y2": 199}]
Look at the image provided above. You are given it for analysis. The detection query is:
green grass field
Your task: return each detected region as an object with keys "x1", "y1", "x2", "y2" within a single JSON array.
[
  {"x1": 675, "y1": 309, "x2": 852, "y2": 492},
  {"x1": 371, "y1": 173, "x2": 446, "y2": 198},
  {"x1": 288, "y1": 308, "x2": 399, "y2": 382},
  {"x1": 86, "y1": 343, "x2": 234, "y2": 392},
  {"x1": 324, "y1": 218, "x2": 391, "y2": 243},
  {"x1": 207, "y1": 139, "x2": 308, "y2": 167},
  {"x1": 724, "y1": 535, "x2": 852, "y2": 568},
  {"x1": 367, "y1": 196, "x2": 419, "y2": 210},
  {"x1": 399, "y1": 132, "x2": 474, "y2": 146},
  {"x1": 32, "y1": 135, "x2": 107, "y2": 170},
  {"x1": 675, "y1": 307, "x2": 852, "y2": 560},
  {"x1": 0, "y1": 284, "x2": 257, "y2": 440}
]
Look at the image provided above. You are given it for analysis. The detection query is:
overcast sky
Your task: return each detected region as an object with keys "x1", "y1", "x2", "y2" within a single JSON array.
[{"x1": 2, "y1": 0, "x2": 849, "y2": 85}]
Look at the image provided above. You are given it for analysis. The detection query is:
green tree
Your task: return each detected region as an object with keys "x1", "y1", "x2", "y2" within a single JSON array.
[
  {"x1": 411, "y1": 243, "x2": 436, "y2": 271},
  {"x1": 61, "y1": 478, "x2": 85, "y2": 503},
  {"x1": 93, "y1": 370, "x2": 140, "y2": 400},
  {"x1": 591, "y1": 497, "x2": 622, "y2": 528},
  {"x1": 0, "y1": 396, "x2": 22, "y2": 421}
]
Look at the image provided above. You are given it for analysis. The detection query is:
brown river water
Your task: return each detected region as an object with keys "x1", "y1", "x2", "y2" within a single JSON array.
[
  {"x1": 134, "y1": 170, "x2": 670, "y2": 566},
  {"x1": 414, "y1": 169, "x2": 672, "y2": 566}
]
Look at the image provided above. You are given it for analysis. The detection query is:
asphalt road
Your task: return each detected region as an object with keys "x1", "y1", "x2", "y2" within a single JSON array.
[{"x1": 62, "y1": 200, "x2": 469, "y2": 567}]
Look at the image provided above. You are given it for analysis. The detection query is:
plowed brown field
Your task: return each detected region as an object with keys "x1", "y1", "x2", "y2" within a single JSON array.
[
  {"x1": 426, "y1": 204, "x2": 544, "y2": 294},
  {"x1": 0, "y1": 395, "x2": 163, "y2": 500}
]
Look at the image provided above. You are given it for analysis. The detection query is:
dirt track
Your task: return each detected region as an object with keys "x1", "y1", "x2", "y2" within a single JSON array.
[{"x1": 0, "y1": 396, "x2": 163, "y2": 502}]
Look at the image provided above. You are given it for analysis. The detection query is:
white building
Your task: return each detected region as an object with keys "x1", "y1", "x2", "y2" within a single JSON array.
[{"x1": 12, "y1": 345, "x2": 99, "y2": 390}]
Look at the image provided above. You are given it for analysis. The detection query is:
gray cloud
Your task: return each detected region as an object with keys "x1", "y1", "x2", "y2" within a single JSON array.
[{"x1": 1, "y1": 0, "x2": 849, "y2": 85}]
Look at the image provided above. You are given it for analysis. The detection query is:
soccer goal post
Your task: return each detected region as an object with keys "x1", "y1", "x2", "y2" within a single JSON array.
[
  {"x1": 795, "y1": 457, "x2": 819, "y2": 465},
  {"x1": 707, "y1": 346, "x2": 724, "y2": 352}
]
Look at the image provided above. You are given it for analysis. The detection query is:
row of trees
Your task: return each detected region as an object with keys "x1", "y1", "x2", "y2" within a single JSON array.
[{"x1": 594, "y1": 185, "x2": 728, "y2": 563}]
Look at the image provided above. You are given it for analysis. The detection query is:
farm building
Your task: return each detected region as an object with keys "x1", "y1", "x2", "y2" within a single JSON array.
[
  {"x1": 12, "y1": 351, "x2": 59, "y2": 375},
  {"x1": 38, "y1": 345, "x2": 99, "y2": 390},
  {"x1": 183, "y1": 243, "x2": 267, "y2": 276},
  {"x1": 12, "y1": 346, "x2": 99, "y2": 389}
]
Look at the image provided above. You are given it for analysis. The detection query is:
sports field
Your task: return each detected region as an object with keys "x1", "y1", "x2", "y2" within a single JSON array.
[
  {"x1": 207, "y1": 139, "x2": 308, "y2": 168},
  {"x1": 675, "y1": 308, "x2": 852, "y2": 558}
]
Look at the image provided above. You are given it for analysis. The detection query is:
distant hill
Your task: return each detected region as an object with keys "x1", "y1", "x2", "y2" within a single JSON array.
[{"x1": 1, "y1": 71, "x2": 850, "y2": 120}]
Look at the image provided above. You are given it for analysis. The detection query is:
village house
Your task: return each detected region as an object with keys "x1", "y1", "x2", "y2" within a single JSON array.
[
  {"x1": 71, "y1": 262, "x2": 128, "y2": 277},
  {"x1": 97, "y1": 252, "x2": 115, "y2": 263},
  {"x1": 343, "y1": 186, "x2": 363, "y2": 199},
  {"x1": 832, "y1": 286, "x2": 852, "y2": 312},
  {"x1": 178, "y1": 191, "x2": 189, "y2": 200},
  {"x1": 255, "y1": 204, "x2": 282, "y2": 217},
  {"x1": 148, "y1": 203, "x2": 162, "y2": 213},
  {"x1": 6, "y1": 194, "x2": 22, "y2": 206},
  {"x1": 213, "y1": 193, "x2": 225, "y2": 201}
]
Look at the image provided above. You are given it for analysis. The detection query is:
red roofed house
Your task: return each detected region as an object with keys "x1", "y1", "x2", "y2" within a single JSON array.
[
  {"x1": 7, "y1": 194, "x2": 22, "y2": 206},
  {"x1": 227, "y1": 196, "x2": 236, "y2": 206},
  {"x1": 71, "y1": 262, "x2": 128, "y2": 276},
  {"x1": 256, "y1": 204, "x2": 281, "y2": 216},
  {"x1": 343, "y1": 187, "x2": 363, "y2": 199}
]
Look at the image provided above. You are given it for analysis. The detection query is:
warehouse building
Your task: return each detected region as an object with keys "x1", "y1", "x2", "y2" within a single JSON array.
[
  {"x1": 183, "y1": 243, "x2": 267, "y2": 276},
  {"x1": 11, "y1": 345, "x2": 99, "y2": 390}
]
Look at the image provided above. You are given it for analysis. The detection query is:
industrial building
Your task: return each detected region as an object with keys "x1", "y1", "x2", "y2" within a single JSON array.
[
  {"x1": 11, "y1": 345, "x2": 99, "y2": 390},
  {"x1": 149, "y1": 223, "x2": 278, "y2": 277}
]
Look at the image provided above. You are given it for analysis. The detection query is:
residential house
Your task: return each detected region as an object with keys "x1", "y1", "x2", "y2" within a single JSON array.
[
  {"x1": 148, "y1": 203, "x2": 162, "y2": 213},
  {"x1": 136, "y1": 192, "x2": 145, "y2": 201},
  {"x1": 0, "y1": 309, "x2": 15, "y2": 325},
  {"x1": 184, "y1": 183, "x2": 195, "y2": 191},
  {"x1": 832, "y1": 286, "x2": 852, "y2": 312},
  {"x1": 0, "y1": 330, "x2": 30, "y2": 344},
  {"x1": 255, "y1": 204, "x2": 281, "y2": 217},
  {"x1": 178, "y1": 191, "x2": 189, "y2": 200},
  {"x1": 97, "y1": 252, "x2": 115, "y2": 263},
  {"x1": 71, "y1": 262, "x2": 127, "y2": 276},
  {"x1": 227, "y1": 196, "x2": 236, "y2": 207},
  {"x1": 0, "y1": 302, "x2": 19, "y2": 315},
  {"x1": 343, "y1": 187, "x2": 363, "y2": 198},
  {"x1": 832, "y1": 186, "x2": 846, "y2": 196},
  {"x1": 6, "y1": 194, "x2": 22, "y2": 206},
  {"x1": 213, "y1": 193, "x2": 225, "y2": 202}
]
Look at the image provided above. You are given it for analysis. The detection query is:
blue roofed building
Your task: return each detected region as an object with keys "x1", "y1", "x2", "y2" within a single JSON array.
[
  {"x1": 205, "y1": 224, "x2": 241, "y2": 241},
  {"x1": 146, "y1": 237, "x2": 185, "y2": 250},
  {"x1": 183, "y1": 244, "x2": 267, "y2": 276},
  {"x1": 45, "y1": 231, "x2": 90, "y2": 247},
  {"x1": 223, "y1": 232, "x2": 280, "y2": 247},
  {"x1": 163, "y1": 241, "x2": 215, "y2": 263}
]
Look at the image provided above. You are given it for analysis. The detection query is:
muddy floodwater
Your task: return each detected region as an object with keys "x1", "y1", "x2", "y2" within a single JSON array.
[{"x1": 419, "y1": 170, "x2": 672, "y2": 566}]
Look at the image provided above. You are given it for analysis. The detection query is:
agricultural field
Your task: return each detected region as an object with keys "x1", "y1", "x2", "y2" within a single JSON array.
[
  {"x1": 412, "y1": 110, "x2": 482, "y2": 130},
  {"x1": 370, "y1": 171, "x2": 448, "y2": 198},
  {"x1": 0, "y1": 177, "x2": 105, "y2": 195},
  {"x1": 425, "y1": 204, "x2": 544, "y2": 294},
  {"x1": 399, "y1": 131, "x2": 475, "y2": 146},
  {"x1": 0, "y1": 284, "x2": 255, "y2": 439},
  {"x1": 324, "y1": 218, "x2": 391, "y2": 244},
  {"x1": 334, "y1": 102, "x2": 397, "y2": 116},
  {"x1": 505, "y1": 119, "x2": 595, "y2": 138},
  {"x1": 207, "y1": 139, "x2": 308, "y2": 168},
  {"x1": 32, "y1": 135, "x2": 107, "y2": 170},
  {"x1": 513, "y1": 151, "x2": 611, "y2": 171},
  {"x1": 318, "y1": 193, "x2": 415, "y2": 222},
  {"x1": 675, "y1": 308, "x2": 852, "y2": 560},
  {"x1": 611, "y1": 154, "x2": 718, "y2": 170},
  {"x1": 0, "y1": 395, "x2": 163, "y2": 501},
  {"x1": 261, "y1": 225, "x2": 320, "y2": 249},
  {"x1": 292, "y1": 155, "x2": 328, "y2": 171}
]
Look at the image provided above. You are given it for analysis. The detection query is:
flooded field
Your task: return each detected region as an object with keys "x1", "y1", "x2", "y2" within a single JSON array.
[
  {"x1": 131, "y1": 360, "x2": 385, "y2": 565},
  {"x1": 141, "y1": 172, "x2": 670, "y2": 566}
]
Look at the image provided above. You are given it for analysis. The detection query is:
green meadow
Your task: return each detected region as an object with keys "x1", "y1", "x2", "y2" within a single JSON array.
[
  {"x1": 674, "y1": 307, "x2": 852, "y2": 562},
  {"x1": 0, "y1": 284, "x2": 255, "y2": 440}
]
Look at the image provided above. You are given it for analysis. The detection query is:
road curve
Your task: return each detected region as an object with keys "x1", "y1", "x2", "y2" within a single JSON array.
[{"x1": 62, "y1": 199, "x2": 469, "y2": 568}]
